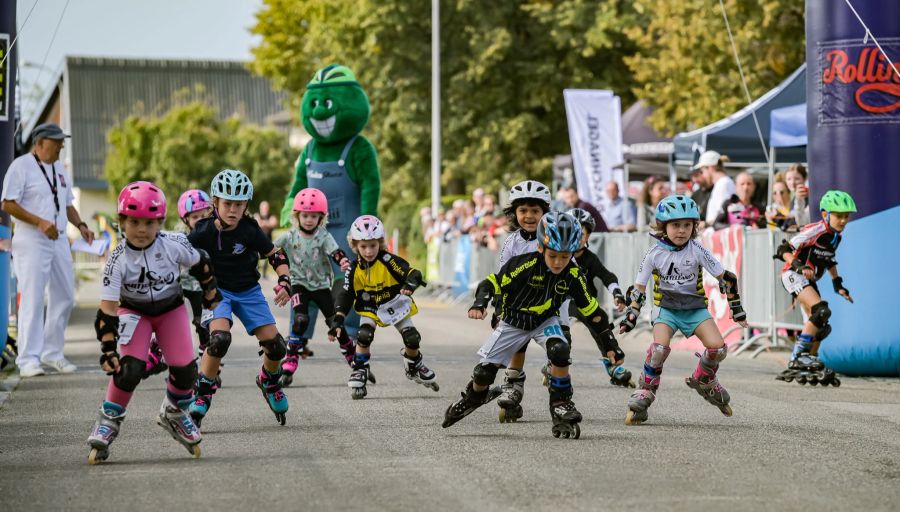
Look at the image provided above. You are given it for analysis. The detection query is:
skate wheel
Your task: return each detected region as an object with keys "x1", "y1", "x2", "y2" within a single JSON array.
[
  {"x1": 573, "y1": 423, "x2": 581, "y2": 439},
  {"x1": 553, "y1": 428, "x2": 561, "y2": 438},
  {"x1": 624, "y1": 409, "x2": 641, "y2": 426},
  {"x1": 87, "y1": 448, "x2": 104, "y2": 465},
  {"x1": 627, "y1": 381, "x2": 636, "y2": 389},
  {"x1": 832, "y1": 378, "x2": 841, "y2": 387},
  {"x1": 721, "y1": 404, "x2": 733, "y2": 417},
  {"x1": 499, "y1": 408, "x2": 517, "y2": 423},
  {"x1": 276, "y1": 413, "x2": 286, "y2": 426},
  {"x1": 368, "y1": 371, "x2": 377, "y2": 384},
  {"x1": 191, "y1": 444, "x2": 202, "y2": 458}
]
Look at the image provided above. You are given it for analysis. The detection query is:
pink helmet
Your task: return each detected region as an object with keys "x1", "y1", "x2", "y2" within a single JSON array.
[
  {"x1": 293, "y1": 188, "x2": 328, "y2": 214},
  {"x1": 349, "y1": 215, "x2": 385, "y2": 241},
  {"x1": 177, "y1": 189, "x2": 212, "y2": 219},
  {"x1": 118, "y1": 181, "x2": 166, "y2": 219}
]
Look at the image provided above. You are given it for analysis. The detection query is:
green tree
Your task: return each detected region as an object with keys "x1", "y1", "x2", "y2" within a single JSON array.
[
  {"x1": 104, "y1": 99, "x2": 293, "y2": 225},
  {"x1": 625, "y1": 0, "x2": 805, "y2": 135},
  {"x1": 249, "y1": 0, "x2": 641, "y2": 247}
]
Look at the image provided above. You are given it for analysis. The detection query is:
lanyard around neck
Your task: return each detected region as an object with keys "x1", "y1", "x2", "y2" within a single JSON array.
[{"x1": 33, "y1": 153, "x2": 60, "y2": 214}]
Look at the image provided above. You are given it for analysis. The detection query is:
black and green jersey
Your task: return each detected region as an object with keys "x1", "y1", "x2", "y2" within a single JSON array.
[{"x1": 474, "y1": 252, "x2": 599, "y2": 331}]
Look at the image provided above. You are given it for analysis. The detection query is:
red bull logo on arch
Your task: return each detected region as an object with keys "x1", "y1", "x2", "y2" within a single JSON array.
[{"x1": 819, "y1": 39, "x2": 900, "y2": 122}]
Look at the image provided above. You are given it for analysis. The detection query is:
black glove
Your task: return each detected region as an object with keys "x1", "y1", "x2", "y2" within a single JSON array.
[
  {"x1": 612, "y1": 288, "x2": 626, "y2": 308},
  {"x1": 98, "y1": 340, "x2": 120, "y2": 375},
  {"x1": 790, "y1": 258, "x2": 809, "y2": 274},
  {"x1": 619, "y1": 308, "x2": 639, "y2": 333},
  {"x1": 327, "y1": 314, "x2": 345, "y2": 337},
  {"x1": 773, "y1": 239, "x2": 793, "y2": 261},
  {"x1": 832, "y1": 276, "x2": 849, "y2": 296},
  {"x1": 276, "y1": 275, "x2": 291, "y2": 292},
  {"x1": 730, "y1": 302, "x2": 747, "y2": 322}
]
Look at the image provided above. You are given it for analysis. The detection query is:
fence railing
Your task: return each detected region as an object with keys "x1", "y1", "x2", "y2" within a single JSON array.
[{"x1": 426, "y1": 227, "x2": 803, "y2": 357}]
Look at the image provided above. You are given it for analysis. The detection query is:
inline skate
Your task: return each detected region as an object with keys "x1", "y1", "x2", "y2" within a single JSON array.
[
  {"x1": 87, "y1": 403, "x2": 125, "y2": 465},
  {"x1": 497, "y1": 369, "x2": 525, "y2": 423},
  {"x1": 156, "y1": 396, "x2": 201, "y2": 458},
  {"x1": 442, "y1": 382, "x2": 502, "y2": 428},
  {"x1": 402, "y1": 350, "x2": 439, "y2": 392},
  {"x1": 256, "y1": 367, "x2": 289, "y2": 425}
]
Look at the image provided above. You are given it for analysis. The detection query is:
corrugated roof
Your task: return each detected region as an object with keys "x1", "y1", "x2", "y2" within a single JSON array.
[{"x1": 62, "y1": 56, "x2": 286, "y2": 187}]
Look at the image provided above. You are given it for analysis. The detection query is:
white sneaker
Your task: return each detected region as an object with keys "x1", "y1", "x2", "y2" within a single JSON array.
[
  {"x1": 19, "y1": 364, "x2": 46, "y2": 378},
  {"x1": 41, "y1": 357, "x2": 77, "y2": 374}
]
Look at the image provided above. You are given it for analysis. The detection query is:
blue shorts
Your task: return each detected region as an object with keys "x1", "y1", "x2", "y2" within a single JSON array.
[
  {"x1": 207, "y1": 284, "x2": 276, "y2": 336},
  {"x1": 652, "y1": 307, "x2": 712, "y2": 337}
]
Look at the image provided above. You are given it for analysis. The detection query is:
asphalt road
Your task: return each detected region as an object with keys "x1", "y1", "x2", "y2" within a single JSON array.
[{"x1": 1, "y1": 291, "x2": 899, "y2": 512}]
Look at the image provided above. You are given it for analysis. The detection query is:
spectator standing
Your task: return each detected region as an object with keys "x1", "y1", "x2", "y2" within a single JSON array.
[
  {"x1": 599, "y1": 181, "x2": 636, "y2": 232},
  {"x1": 1, "y1": 123, "x2": 95, "y2": 377},
  {"x1": 636, "y1": 176, "x2": 671, "y2": 231},
  {"x1": 695, "y1": 150, "x2": 736, "y2": 227},
  {"x1": 784, "y1": 164, "x2": 811, "y2": 227},
  {"x1": 713, "y1": 172, "x2": 765, "y2": 230},
  {"x1": 690, "y1": 167, "x2": 713, "y2": 219},
  {"x1": 765, "y1": 180, "x2": 798, "y2": 231},
  {"x1": 558, "y1": 184, "x2": 609, "y2": 232},
  {"x1": 253, "y1": 200, "x2": 279, "y2": 277}
]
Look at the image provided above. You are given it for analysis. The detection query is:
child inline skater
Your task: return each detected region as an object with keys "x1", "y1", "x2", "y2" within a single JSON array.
[
  {"x1": 493, "y1": 180, "x2": 552, "y2": 422},
  {"x1": 619, "y1": 195, "x2": 747, "y2": 425},
  {"x1": 561, "y1": 207, "x2": 633, "y2": 388},
  {"x1": 328, "y1": 215, "x2": 435, "y2": 399},
  {"x1": 87, "y1": 181, "x2": 220, "y2": 464},
  {"x1": 443, "y1": 211, "x2": 609, "y2": 438},
  {"x1": 187, "y1": 169, "x2": 293, "y2": 426},
  {"x1": 274, "y1": 188, "x2": 359, "y2": 387},
  {"x1": 774, "y1": 190, "x2": 855, "y2": 387},
  {"x1": 143, "y1": 189, "x2": 214, "y2": 380}
]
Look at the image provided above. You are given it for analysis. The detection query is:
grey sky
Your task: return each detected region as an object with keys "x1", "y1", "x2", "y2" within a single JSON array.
[{"x1": 16, "y1": 0, "x2": 264, "y2": 121}]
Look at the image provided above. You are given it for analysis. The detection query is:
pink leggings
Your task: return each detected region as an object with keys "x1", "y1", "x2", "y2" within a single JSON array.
[{"x1": 105, "y1": 304, "x2": 195, "y2": 408}]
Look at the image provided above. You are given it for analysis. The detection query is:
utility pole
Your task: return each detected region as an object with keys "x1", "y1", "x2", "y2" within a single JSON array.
[
  {"x1": 0, "y1": 2, "x2": 15, "y2": 354},
  {"x1": 430, "y1": 0, "x2": 441, "y2": 217}
]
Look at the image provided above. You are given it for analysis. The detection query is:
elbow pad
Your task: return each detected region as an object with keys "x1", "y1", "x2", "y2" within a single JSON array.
[
  {"x1": 404, "y1": 269, "x2": 426, "y2": 293},
  {"x1": 268, "y1": 248, "x2": 289, "y2": 271}
]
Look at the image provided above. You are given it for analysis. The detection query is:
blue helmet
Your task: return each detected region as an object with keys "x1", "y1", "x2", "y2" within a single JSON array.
[
  {"x1": 537, "y1": 211, "x2": 582, "y2": 253},
  {"x1": 655, "y1": 194, "x2": 700, "y2": 223},
  {"x1": 211, "y1": 169, "x2": 254, "y2": 201}
]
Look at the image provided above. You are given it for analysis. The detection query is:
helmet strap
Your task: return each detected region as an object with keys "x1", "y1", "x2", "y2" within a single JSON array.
[{"x1": 298, "y1": 224, "x2": 317, "y2": 235}]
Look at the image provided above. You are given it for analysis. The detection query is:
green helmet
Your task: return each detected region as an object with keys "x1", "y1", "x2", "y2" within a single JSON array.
[
  {"x1": 307, "y1": 64, "x2": 360, "y2": 89},
  {"x1": 819, "y1": 190, "x2": 857, "y2": 213}
]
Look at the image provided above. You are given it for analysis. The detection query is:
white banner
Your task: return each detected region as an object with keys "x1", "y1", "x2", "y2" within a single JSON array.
[{"x1": 563, "y1": 89, "x2": 623, "y2": 207}]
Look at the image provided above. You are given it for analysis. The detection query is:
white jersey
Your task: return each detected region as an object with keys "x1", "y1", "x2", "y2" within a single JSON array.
[
  {"x1": 102, "y1": 232, "x2": 200, "y2": 315},
  {"x1": 498, "y1": 229, "x2": 538, "y2": 268},
  {"x1": 635, "y1": 240, "x2": 723, "y2": 310}
]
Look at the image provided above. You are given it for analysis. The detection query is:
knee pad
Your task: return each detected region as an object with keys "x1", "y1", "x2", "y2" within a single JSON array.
[
  {"x1": 545, "y1": 337, "x2": 571, "y2": 367},
  {"x1": 291, "y1": 312, "x2": 310, "y2": 336},
  {"x1": 167, "y1": 361, "x2": 198, "y2": 390},
  {"x1": 259, "y1": 333, "x2": 287, "y2": 361},
  {"x1": 207, "y1": 330, "x2": 232, "y2": 358},
  {"x1": 472, "y1": 363, "x2": 500, "y2": 386},
  {"x1": 810, "y1": 301, "x2": 832, "y2": 329},
  {"x1": 643, "y1": 342, "x2": 671, "y2": 376},
  {"x1": 357, "y1": 324, "x2": 375, "y2": 348},
  {"x1": 816, "y1": 323, "x2": 832, "y2": 342},
  {"x1": 113, "y1": 356, "x2": 145, "y2": 392},
  {"x1": 702, "y1": 346, "x2": 728, "y2": 363},
  {"x1": 400, "y1": 327, "x2": 421, "y2": 350},
  {"x1": 560, "y1": 324, "x2": 572, "y2": 344}
]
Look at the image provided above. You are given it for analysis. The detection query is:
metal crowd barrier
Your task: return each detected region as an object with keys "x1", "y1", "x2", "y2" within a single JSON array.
[{"x1": 429, "y1": 226, "x2": 803, "y2": 356}]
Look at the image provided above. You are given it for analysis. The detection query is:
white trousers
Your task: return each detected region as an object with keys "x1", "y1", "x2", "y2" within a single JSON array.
[{"x1": 12, "y1": 234, "x2": 75, "y2": 367}]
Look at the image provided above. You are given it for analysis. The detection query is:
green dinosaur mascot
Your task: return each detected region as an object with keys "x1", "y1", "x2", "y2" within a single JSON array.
[{"x1": 281, "y1": 64, "x2": 381, "y2": 349}]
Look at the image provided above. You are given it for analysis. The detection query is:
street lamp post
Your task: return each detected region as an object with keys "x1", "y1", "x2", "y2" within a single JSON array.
[{"x1": 431, "y1": 0, "x2": 441, "y2": 218}]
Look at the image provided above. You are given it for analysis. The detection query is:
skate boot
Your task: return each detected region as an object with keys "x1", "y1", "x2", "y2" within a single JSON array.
[
  {"x1": 625, "y1": 342, "x2": 670, "y2": 425},
  {"x1": 402, "y1": 350, "x2": 439, "y2": 392},
  {"x1": 87, "y1": 402, "x2": 125, "y2": 465},
  {"x1": 279, "y1": 340, "x2": 302, "y2": 387},
  {"x1": 777, "y1": 353, "x2": 822, "y2": 385},
  {"x1": 442, "y1": 381, "x2": 503, "y2": 428},
  {"x1": 188, "y1": 373, "x2": 219, "y2": 428},
  {"x1": 685, "y1": 347, "x2": 732, "y2": 417},
  {"x1": 601, "y1": 357, "x2": 635, "y2": 388},
  {"x1": 348, "y1": 352, "x2": 372, "y2": 399},
  {"x1": 497, "y1": 369, "x2": 525, "y2": 423},
  {"x1": 256, "y1": 367, "x2": 289, "y2": 425},
  {"x1": 548, "y1": 377, "x2": 581, "y2": 439},
  {"x1": 156, "y1": 395, "x2": 201, "y2": 458},
  {"x1": 142, "y1": 337, "x2": 168, "y2": 379}
]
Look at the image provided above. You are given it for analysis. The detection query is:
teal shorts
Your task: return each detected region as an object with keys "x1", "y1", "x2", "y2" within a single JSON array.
[{"x1": 652, "y1": 307, "x2": 712, "y2": 337}]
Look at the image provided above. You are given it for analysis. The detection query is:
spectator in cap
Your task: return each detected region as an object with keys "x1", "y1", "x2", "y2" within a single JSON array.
[
  {"x1": 1, "y1": 122, "x2": 95, "y2": 377},
  {"x1": 689, "y1": 166, "x2": 713, "y2": 220},
  {"x1": 694, "y1": 150, "x2": 735, "y2": 227}
]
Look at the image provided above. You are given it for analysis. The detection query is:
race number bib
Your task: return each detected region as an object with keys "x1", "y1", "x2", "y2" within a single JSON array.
[
  {"x1": 291, "y1": 293, "x2": 301, "y2": 308},
  {"x1": 376, "y1": 295, "x2": 413, "y2": 326},
  {"x1": 116, "y1": 313, "x2": 141, "y2": 346}
]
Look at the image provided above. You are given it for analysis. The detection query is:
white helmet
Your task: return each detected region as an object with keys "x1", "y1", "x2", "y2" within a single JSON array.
[
  {"x1": 349, "y1": 215, "x2": 385, "y2": 241},
  {"x1": 508, "y1": 180, "x2": 551, "y2": 205}
]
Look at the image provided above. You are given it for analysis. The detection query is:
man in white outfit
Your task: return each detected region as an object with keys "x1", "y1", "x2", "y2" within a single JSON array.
[
  {"x1": 1, "y1": 123, "x2": 95, "y2": 377},
  {"x1": 695, "y1": 150, "x2": 736, "y2": 227}
]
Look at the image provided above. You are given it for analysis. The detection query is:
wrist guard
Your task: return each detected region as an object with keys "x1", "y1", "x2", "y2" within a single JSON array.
[
  {"x1": 94, "y1": 310, "x2": 119, "y2": 342},
  {"x1": 626, "y1": 285, "x2": 645, "y2": 311},
  {"x1": 277, "y1": 274, "x2": 291, "y2": 292},
  {"x1": 403, "y1": 269, "x2": 426, "y2": 294},
  {"x1": 331, "y1": 249, "x2": 348, "y2": 265},
  {"x1": 773, "y1": 238, "x2": 793, "y2": 261},
  {"x1": 472, "y1": 279, "x2": 495, "y2": 311},
  {"x1": 790, "y1": 258, "x2": 808, "y2": 273},
  {"x1": 832, "y1": 276, "x2": 849, "y2": 296}
]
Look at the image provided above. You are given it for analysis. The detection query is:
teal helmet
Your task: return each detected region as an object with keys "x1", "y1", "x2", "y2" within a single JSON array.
[
  {"x1": 537, "y1": 211, "x2": 582, "y2": 253},
  {"x1": 211, "y1": 169, "x2": 253, "y2": 201},
  {"x1": 655, "y1": 194, "x2": 700, "y2": 223}
]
